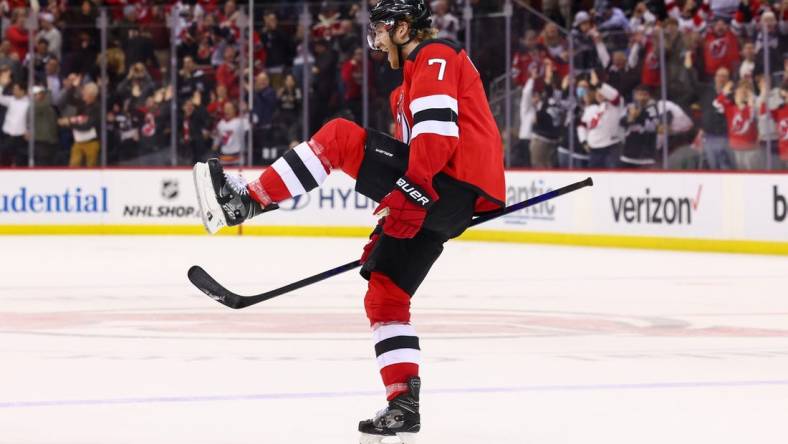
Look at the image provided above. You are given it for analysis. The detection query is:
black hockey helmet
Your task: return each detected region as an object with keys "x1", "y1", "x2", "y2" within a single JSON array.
[{"x1": 367, "y1": 0, "x2": 432, "y2": 51}]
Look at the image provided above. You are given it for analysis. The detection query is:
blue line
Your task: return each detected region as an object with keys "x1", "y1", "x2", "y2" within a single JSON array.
[{"x1": 2, "y1": 380, "x2": 788, "y2": 409}]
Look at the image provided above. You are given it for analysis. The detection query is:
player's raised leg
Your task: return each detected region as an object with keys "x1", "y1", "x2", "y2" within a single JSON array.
[{"x1": 193, "y1": 118, "x2": 367, "y2": 234}]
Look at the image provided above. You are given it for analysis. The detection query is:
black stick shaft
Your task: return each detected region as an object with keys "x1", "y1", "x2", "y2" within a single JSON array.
[{"x1": 189, "y1": 177, "x2": 593, "y2": 309}]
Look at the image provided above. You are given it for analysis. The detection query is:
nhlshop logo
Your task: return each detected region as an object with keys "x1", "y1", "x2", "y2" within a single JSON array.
[
  {"x1": 610, "y1": 186, "x2": 703, "y2": 225},
  {"x1": 503, "y1": 180, "x2": 555, "y2": 225},
  {"x1": 775, "y1": 186, "x2": 787, "y2": 222},
  {"x1": 122, "y1": 179, "x2": 198, "y2": 218},
  {"x1": 0, "y1": 187, "x2": 108, "y2": 213}
]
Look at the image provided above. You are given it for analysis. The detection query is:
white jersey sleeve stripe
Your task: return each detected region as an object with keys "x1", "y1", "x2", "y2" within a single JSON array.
[
  {"x1": 293, "y1": 142, "x2": 328, "y2": 185},
  {"x1": 411, "y1": 120, "x2": 460, "y2": 139},
  {"x1": 271, "y1": 157, "x2": 307, "y2": 196},
  {"x1": 410, "y1": 94, "x2": 458, "y2": 115},
  {"x1": 376, "y1": 348, "x2": 421, "y2": 369}
]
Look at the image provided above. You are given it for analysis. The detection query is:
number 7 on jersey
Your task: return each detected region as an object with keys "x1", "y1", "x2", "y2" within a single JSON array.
[{"x1": 428, "y1": 58, "x2": 446, "y2": 81}]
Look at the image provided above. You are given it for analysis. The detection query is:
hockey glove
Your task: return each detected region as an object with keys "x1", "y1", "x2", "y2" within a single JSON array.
[{"x1": 373, "y1": 176, "x2": 437, "y2": 239}]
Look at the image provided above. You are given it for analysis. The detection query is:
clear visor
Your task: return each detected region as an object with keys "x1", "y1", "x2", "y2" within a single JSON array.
[{"x1": 367, "y1": 20, "x2": 395, "y2": 51}]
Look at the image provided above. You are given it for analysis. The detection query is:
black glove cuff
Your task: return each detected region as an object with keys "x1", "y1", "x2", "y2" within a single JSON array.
[{"x1": 394, "y1": 176, "x2": 436, "y2": 209}]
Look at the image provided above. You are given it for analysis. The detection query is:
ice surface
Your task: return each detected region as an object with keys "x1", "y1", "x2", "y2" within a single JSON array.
[{"x1": 1, "y1": 236, "x2": 787, "y2": 444}]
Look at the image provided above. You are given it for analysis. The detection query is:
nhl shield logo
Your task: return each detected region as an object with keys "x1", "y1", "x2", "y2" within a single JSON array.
[{"x1": 161, "y1": 179, "x2": 179, "y2": 200}]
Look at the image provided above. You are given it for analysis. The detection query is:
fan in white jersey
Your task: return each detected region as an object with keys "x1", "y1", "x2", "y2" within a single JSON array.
[{"x1": 213, "y1": 101, "x2": 250, "y2": 166}]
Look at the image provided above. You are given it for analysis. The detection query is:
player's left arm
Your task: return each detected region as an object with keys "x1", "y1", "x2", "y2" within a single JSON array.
[{"x1": 374, "y1": 45, "x2": 461, "y2": 239}]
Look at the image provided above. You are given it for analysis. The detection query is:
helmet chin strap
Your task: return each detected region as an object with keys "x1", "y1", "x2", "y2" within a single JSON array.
[{"x1": 387, "y1": 27, "x2": 413, "y2": 70}]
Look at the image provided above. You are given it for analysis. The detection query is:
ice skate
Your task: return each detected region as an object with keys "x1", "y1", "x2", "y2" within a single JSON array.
[
  {"x1": 192, "y1": 158, "x2": 271, "y2": 234},
  {"x1": 359, "y1": 377, "x2": 420, "y2": 444}
]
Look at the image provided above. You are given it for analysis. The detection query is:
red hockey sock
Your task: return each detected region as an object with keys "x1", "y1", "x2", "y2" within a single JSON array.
[
  {"x1": 247, "y1": 118, "x2": 366, "y2": 206},
  {"x1": 366, "y1": 273, "x2": 420, "y2": 401}
]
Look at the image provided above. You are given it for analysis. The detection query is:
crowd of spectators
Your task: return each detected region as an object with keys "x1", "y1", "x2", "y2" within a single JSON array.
[
  {"x1": 0, "y1": 0, "x2": 786, "y2": 169},
  {"x1": 512, "y1": 0, "x2": 788, "y2": 170}
]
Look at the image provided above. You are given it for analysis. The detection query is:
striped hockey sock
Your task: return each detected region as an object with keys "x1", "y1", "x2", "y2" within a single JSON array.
[
  {"x1": 247, "y1": 141, "x2": 331, "y2": 206},
  {"x1": 373, "y1": 323, "x2": 421, "y2": 400}
]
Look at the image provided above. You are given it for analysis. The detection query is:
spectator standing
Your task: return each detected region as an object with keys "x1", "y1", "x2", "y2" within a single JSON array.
[
  {"x1": 595, "y1": 4, "x2": 631, "y2": 52},
  {"x1": 57, "y1": 78, "x2": 101, "y2": 167},
  {"x1": 714, "y1": 80, "x2": 761, "y2": 169},
  {"x1": 340, "y1": 47, "x2": 369, "y2": 123},
  {"x1": 571, "y1": 12, "x2": 608, "y2": 74},
  {"x1": 538, "y1": 23, "x2": 569, "y2": 79},
  {"x1": 44, "y1": 57, "x2": 62, "y2": 100},
  {"x1": 514, "y1": 70, "x2": 536, "y2": 167},
  {"x1": 177, "y1": 55, "x2": 208, "y2": 102},
  {"x1": 755, "y1": 76, "x2": 781, "y2": 165},
  {"x1": 106, "y1": 101, "x2": 141, "y2": 163},
  {"x1": 216, "y1": 45, "x2": 240, "y2": 100},
  {"x1": 512, "y1": 30, "x2": 546, "y2": 88},
  {"x1": 431, "y1": 0, "x2": 460, "y2": 42},
  {"x1": 65, "y1": 31, "x2": 98, "y2": 77},
  {"x1": 739, "y1": 40, "x2": 757, "y2": 81},
  {"x1": 0, "y1": 77, "x2": 29, "y2": 166},
  {"x1": 699, "y1": 67, "x2": 735, "y2": 169},
  {"x1": 179, "y1": 99, "x2": 212, "y2": 164},
  {"x1": 207, "y1": 83, "x2": 229, "y2": 122},
  {"x1": 36, "y1": 12, "x2": 61, "y2": 60},
  {"x1": 29, "y1": 86, "x2": 59, "y2": 166},
  {"x1": 578, "y1": 70, "x2": 625, "y2": 168},
  {"x1": 26, "y1": 39, "x2": 52, "y2": 81},
  {"x1": 754, "y1": 10, "x2": 787, "y2": 80},
  {"x1": 251, "y1": 71, "x2": 277, "y2": 163},
  {"x1": 276, "y1": 72, "x2": 303, "y2": 144},
  {"x1": 5, "y1": 8, "x2": 28, "y2": 61},
  {"x1": 558, "y1": 74, "x2": 590, "y2": 168},
  {"x1": 530, "y1": 61, "x2": 564, "y2": 168},
  {"x1": 761, "y1": 80, "x2": 788, "y2": 168},
  {"x1": 261, "y1": 11, "x2": 293, "y2": 87},
  {"x1": 117, "y1": 62, "x2": 156, "y2": 107},
  {"x1": 605, "y1": 50, "x2": 639, "y2": 102},
  {"x1": 619, "y1": 85, "x2": 660, "y2": 168},
  {"x1": 703, "y1": 19, "x2": 741, "y2": 80},
  {"x1": 312, "y1": 3, "x2": 342, "y2": 41},
  {"x1": 213, "y1": 101, "x2": 249, "y2": 166},
  {"x1": 312, "y1": 38, "x2": 338, "y2": 129}
]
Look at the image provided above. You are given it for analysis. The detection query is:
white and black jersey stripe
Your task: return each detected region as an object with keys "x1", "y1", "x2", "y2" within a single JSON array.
[
  {"x1": 271, "y1": 142, "x2": 328, "y2": 196},
  {"x1": 373, "y1": 323, "x2": 421, "y2": 370},
  {"x1": 410, "y1": 94, "x2": 459, "y2": 140}
]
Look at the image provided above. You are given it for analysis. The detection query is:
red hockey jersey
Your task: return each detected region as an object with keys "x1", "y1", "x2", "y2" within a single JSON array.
[
  {"x1": 765, "y1": 104, "x2": 788, "y2": 160},
  {"x1": 714, "y1": 94, "x2": 758, "y2": 150},
  {"x1": 389, "y1": 39, "x2": 505, "y2": 213},
  {"x1": 703, "y1": 30, "x2": 740, "y2": 77}
]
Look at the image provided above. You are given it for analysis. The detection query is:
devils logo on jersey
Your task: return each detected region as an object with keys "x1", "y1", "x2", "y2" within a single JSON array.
[
  {"x1": 779, "y1": 118, "x2": 788, "y2": 141},
  {"x1": 730, "y1": 112, "x2": 752, "y2": 135},
  {"x1": 708, "y1": 38, "x2": 728, "y2": 59}
]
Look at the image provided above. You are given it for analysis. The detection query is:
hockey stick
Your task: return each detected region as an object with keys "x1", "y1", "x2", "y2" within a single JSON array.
[{"x1": 188, "y1": 177, "x2": 593, "y2": 309}]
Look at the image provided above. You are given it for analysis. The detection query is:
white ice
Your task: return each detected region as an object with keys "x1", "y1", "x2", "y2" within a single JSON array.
[{"x1": 1, "y1": 236, "x2": 788, "y2": 444}]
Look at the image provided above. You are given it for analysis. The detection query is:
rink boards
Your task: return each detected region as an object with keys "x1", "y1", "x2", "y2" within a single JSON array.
[{"x1": 0, "y1": 169, "x2": 786, "y2": 254}]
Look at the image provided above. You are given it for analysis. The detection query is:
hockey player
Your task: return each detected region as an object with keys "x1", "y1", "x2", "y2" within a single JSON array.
[{"x1": 192, "y1": 1, "x2": 505, "y2": 442}]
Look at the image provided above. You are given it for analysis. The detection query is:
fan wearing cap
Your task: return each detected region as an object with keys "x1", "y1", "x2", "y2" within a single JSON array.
[{"x1": 191, "y1": 1, "x2": 504, "y2": 442}]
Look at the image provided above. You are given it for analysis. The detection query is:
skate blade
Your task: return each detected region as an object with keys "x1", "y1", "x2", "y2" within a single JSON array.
[
  {"x1": 192, "y1": 162, "x2": 226, "y2": 234},
  {"x1": 359, "y1": 433, "x2": 416, "y2": 444}
]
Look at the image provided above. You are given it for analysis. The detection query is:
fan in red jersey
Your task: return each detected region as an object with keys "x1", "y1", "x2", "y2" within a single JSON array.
[{"x1": 192, "y1": 1, "x2": 504, "y2": 442}]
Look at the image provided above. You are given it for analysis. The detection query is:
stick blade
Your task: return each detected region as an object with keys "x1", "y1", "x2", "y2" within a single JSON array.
[{"x1": 187, "y1": 265, "x2": 243, "y2": 309}]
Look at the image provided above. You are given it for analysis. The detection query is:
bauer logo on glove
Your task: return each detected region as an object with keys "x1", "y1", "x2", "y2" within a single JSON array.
[{"x1": 394, "y1": 177, "x2": 435, "y2": 208}]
